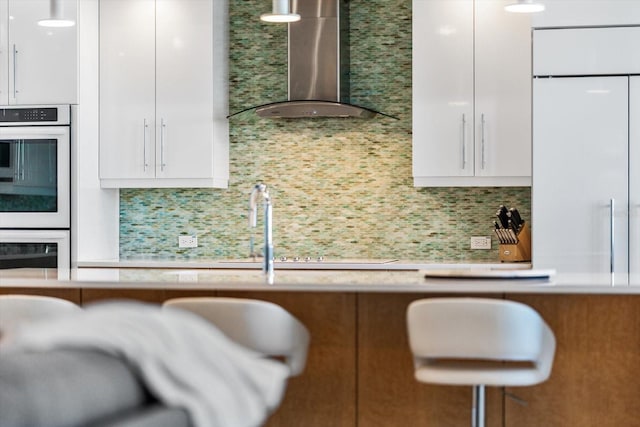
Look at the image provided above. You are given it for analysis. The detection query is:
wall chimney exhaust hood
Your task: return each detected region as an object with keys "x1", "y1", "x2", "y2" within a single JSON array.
[{"x1": 228, "y1": 0, "x2": 397, "y2": 120}]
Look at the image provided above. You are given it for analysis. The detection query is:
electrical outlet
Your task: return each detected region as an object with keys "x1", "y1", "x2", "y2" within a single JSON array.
[
  {"x1": 178, "y1": 235, "x2": 198, "y2": 248},
  {"x1": 470, "y1": 236, "x2": 491, "y2": 250}
]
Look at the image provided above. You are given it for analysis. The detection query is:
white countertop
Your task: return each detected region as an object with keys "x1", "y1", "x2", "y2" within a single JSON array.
[{"x1": 1, "y1": 266, "x2": 638, "y2": 294}]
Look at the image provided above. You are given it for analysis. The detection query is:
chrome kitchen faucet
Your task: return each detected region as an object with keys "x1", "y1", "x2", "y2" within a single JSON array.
[{"x1": 249, "y1": 183, "x2": 274, "y2": 282}]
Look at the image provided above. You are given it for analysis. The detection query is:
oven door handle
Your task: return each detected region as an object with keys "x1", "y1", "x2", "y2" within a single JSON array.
[
  {"x1": 14, "y1": 141, "x2": 20, "y2": 180},
  {"x1": 19, "y1": 140, "x2": 24, "y2": 180},
  {"x1": 0, "y1": 127, "x2": 70, "y2": 138}
]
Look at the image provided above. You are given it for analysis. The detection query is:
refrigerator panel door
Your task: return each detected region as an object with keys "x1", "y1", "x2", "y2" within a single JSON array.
[
  {"x1": 628, "y1": 77, "x2": 640, "y2": 284},
  {"x1": 533, "y1": 77, "x2": 629, "y2": 280}
]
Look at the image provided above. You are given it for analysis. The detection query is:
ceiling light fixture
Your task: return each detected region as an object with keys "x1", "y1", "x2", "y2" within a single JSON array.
[
  {"x1": 260, "y1": 0, "x2": 300, "y2": 23},
  {"x1": 38, "y1": 0, "x2": 75, "y2": 28},
  {"x1": 504, "y1": 0, "x2": 545, "y2": 13}
]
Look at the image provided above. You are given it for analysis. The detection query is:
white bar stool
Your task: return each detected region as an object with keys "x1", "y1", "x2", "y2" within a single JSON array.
[
  {"x1": 0, "y1": 294, "x2": 81, "y2": 340},
  {"x1": 406, "y1": 297, "x2": 556, "y2": 427},
  {"x1": 163, "y1": 297, "x2": 310, "y2": 377}
]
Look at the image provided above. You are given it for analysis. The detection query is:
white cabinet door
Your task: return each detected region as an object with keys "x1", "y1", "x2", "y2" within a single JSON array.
[
  {"x1": 99, "y1": 0, "x2": 225, "y2": 188},
  {"x1": 155, "y1": 0, "x2": 213, "y2": 180},
  {"x1": 412, "y1": 0, "x2": 531, "y2": 187},
  {"x1": 532, "y1": 77, "x2": 629, "y2": 276},
  {"x1": 99, "y1": 0, "x2": 156, "y2": 181},
  {"x1": 0, "y1": 0, "x2": 8, "y2": 105},
  {"x1": 532, "y1": 0, "x2": 640, "y2": 28},
  {"x1": 629, "y1": 77, "x2": 640, "y2": 284},
  {"x1": 474, "y1": 0, "x2": 531, "y2": 179},
  {"x1": 8, "y1": 0, "x2": 77, "y2": 105},
  {"x1": 412, "y1": 0, "x2": 474, "y2": 181}
]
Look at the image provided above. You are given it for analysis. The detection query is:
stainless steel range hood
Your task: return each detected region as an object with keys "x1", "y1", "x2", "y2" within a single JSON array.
[{"x1": 229, "y1": 0, "x2": 395, "y2": 120}]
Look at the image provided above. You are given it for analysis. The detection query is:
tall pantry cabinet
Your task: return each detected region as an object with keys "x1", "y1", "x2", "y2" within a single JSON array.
[
  {"x1": 412, "y1": 0, "x2": 531, "y2": 187},
  {"x1": 99, "y1": 0, "x2": 228, "y2": 188},
  {"x1": 532, "y1": 27, "x2": 640, "y2": 283}
]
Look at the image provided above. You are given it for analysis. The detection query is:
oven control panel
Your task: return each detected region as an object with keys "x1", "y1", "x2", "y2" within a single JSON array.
[{"x1": 0, "y1": 108, "x2": 58, "y2": 122}]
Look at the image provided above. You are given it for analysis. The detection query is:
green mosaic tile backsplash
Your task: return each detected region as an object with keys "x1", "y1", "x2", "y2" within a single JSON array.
[{"x1": 119, "y1": 0, "x2": 531, "y2": 262}]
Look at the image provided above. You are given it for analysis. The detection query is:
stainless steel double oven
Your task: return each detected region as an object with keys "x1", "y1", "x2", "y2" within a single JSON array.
[{"x1": 0, "y1": 105, "x2": 71, "y2": 278}]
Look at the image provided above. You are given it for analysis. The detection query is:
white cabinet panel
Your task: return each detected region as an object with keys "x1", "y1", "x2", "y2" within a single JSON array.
[
  {"x1": 99, "y1": 0, "x2": 227, "y2": 188},
  {"x1": 155, "y1": 0, "x2": 213, "y2": 179},
  {"x1": 629, "y1": 77, "x2": 640, "y2": 283},
  {"x1": 412, "y1": 0, "x2": 474, "y2": 180},
  {"x1": 532, "y1": 0, "x2": 640, "y2": 28},
  {"x1": 534, "y1": 27, "x2": 640, "y2": 77},
  {"x1": 7, "y1": 0, "x2": 77, "y2": 105},
  {"x1": 99, "y1": 0, "x2": 155, "y2": 180},
  {"x1": 412, "y1": 0, "x2": 531, "y2": 187},
  {"x1": 474, "y1": 0, "x2": 531, "y2": 179},
  {"x1": 0, "y1": 1, "x2": 7, "y2": 103},
  {"x1": 0, "y1": 0, "x2": 77, "y2": 105},
  {"x1": 532, "y1": 77, "x2": 629, "y2": 276}
]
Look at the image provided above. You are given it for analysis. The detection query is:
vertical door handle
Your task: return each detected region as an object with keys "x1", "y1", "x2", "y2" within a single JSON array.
[
  {"x1": 12, "y1": 45, "x2": 17, "y2": 99},
  {"x1": 160, "y1": 119, "x2": 166, "y2": 172},
  {"x1": 13, "y1": 141, "x2": 20, "y2": 180},
  {"x1": 481, "y1": 113, "x2": 486, "y2": 170},
  {"x1": 20, "y1": 141, "x2": 25, "y2": 180},
  {"x1": 610, "y1": 198, "x2": 615, "y2": 274},
  {"x1": 143, "y1": 119, "x2": 149, "y2": 172},
  {"x1": 461, "y1": 114, "x2": 467, "y2": 170}
]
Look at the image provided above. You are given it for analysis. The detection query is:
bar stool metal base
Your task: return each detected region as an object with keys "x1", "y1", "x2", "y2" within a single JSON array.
[{"x1": 472, "y1": 385, "x2": 485, "y2": 427}]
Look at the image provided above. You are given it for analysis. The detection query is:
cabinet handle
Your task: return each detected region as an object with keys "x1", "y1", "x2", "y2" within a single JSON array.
[
  {"x1": 143, "y1": 119, "x2": 149, "y2": 172},
  {"x1": 12, "y1": 44, "x2": 17, "y2": 99},
  {"x1": 481, "y1": 113, "x2": 486, "y2": 170},
  {"x1": 610, "y1": 198, "x2": 615, "y2": 274},
  {"x1": 461, "y1": 114, "x2": 467, "y2": 170},
  {"x1": 160, "y1": 119, "x2": 166, "y2": 172}
]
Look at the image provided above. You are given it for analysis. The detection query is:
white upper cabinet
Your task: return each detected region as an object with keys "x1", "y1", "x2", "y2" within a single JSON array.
[
  {"x1": 412, "y1": 0, "x2": 532, "y2": 187},
  {"x1": 99, "y1": 0, "x2": 229, "y2": 188},
  {"x1": 532, "y1": 0, "x2": 640, "y2": 28},
  {"x1": 412, "y1": 0, "x2": 473, "y2": 180},
  {"x1": 0, "y1": 0, "x2": 77, "y2": 105},
  {"x1": 534, "y1": 27, "x2": 640, "y2": 76}
]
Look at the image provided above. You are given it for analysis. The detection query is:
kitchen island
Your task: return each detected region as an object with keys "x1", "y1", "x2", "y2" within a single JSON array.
[{"x1": 1, "y1": 266, "x2": 638, "y2": 427}]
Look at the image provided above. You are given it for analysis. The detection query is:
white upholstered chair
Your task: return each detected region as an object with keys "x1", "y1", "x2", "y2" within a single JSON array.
[
  {"x1": 163, "y1": 297, "x2": 310, "y2": 377},
  {"x1": 0, "y1": 294, "x2": 81, "y2": 339},
  {"x1": 406, "y1": 297, "x2": 556, "y2": 427}
]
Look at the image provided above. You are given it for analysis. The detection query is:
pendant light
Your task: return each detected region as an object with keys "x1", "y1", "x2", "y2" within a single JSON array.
[
  {"x1": 260, "y1": 0, "x2": 300, "y2": 23},
  {"x1": 504, "y1": 0, "x2": 545, "y2": 13},
  {"x1": 38, "y1": 0, "x2": 75, "y2": 28}
]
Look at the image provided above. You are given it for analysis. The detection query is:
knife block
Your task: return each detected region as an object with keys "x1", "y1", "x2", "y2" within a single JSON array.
[{"x1": 499, "y1": 222, "x2": 531, "y2": 262}]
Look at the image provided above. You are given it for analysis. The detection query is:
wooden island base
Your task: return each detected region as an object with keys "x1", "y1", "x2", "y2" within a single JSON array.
[{"x1": 2, "y1": 286, "x2": 639, "y2": 427}]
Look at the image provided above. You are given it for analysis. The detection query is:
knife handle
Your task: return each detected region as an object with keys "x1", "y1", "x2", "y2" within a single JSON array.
[{"x1": 509, "y1": 207, "x2": 523, "y2": 228}]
